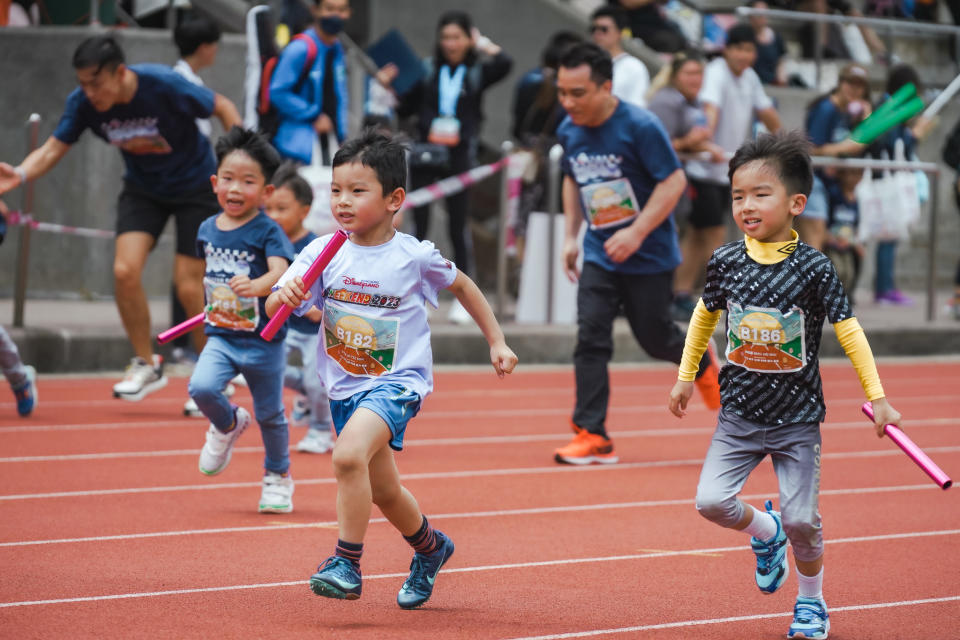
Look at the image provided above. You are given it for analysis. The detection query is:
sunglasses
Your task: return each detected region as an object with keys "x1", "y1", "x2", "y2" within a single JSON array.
[{"x1": 590, "y1": 24, "x2": 611, "y2": 33}]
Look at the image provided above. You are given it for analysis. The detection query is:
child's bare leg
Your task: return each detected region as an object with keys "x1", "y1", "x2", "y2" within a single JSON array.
[
  {"x1": 796, "y1": 555, "x2": 823, "y2": 578},
  {"x1": 369, "y1": 442, "x2": 424, "y2": 536},
  {"x1": 331, "y1": 408, "x2": 393, "y2": 542}
]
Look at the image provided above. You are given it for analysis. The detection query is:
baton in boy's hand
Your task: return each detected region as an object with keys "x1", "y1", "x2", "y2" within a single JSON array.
[
  {"x1": 862, "y1": 401, "x2": 952, "y2": 490},
  {"x1": 260, "y1": 229, "x2": 349, "y2": 341}
]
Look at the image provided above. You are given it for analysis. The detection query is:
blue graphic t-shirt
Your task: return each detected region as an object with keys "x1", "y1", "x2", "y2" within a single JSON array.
[
  {"x1": 52, "y1": 64, "x2": 216, "y2": 195},
  {"x1": 196, "y1": 212, "x2": 295, "y2": 342},
  {"x1": 288, "y1": 231, "x2": 321, "y2": 335},
  {"x1": 557, "y1": 101, "x2": 682, "y2": 274}
]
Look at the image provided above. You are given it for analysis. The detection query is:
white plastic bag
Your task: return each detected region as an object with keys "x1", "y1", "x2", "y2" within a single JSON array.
[
  {"x1": 856, "y1": 166, "x2": 909, "y2": 242},
  {"x1": 892, "y1": 139, "x2": 922, "y2": 227},
  {"x1": 298, "y1": 132, "x2": 341, "y2": 236}
]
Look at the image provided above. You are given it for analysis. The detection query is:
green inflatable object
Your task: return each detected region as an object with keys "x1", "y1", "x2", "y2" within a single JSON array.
[{"x1": 851, "y1": 96, "x2": 924, "y2": 144}]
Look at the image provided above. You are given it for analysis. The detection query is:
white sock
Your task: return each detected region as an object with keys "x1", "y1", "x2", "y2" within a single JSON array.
[
  {"x1": 797, "y1": 567, "x2": 824, "y2": 600},
  {"x1": 742, "y1": 504, "x2": 778, "y2": 541}
]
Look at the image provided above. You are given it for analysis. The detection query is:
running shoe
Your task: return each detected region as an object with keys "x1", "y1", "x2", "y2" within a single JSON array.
[
  {"x1": 751, "y1": 499, "x2": 789, "y2": 594},
  {"x1": 874, "y1": 290, "x2": 913, "y2": 306},
  {"x1": 397, "y1": 530, "x2": 455, "y2": 609},
  {"x1": 198, "y1": 406, "x2": 250, "y2": 475},
  {"x1": 113, "y1": 355, "x2": 167, "y2": 401},
  {"x1": 258, "y1": 471, "x2": 294, "y2": 513},
  {"x1": 554, "y1": 431, "x2": 618, "y2": 465},
  {"x1": 788, "y1": 596, "x2": 830, "y2": 639},
  {"x1": 290, "y1": 394, "x2": 311, "y2": 427},
  {"x1": 694, "y1": 338, "x2": 722, "y2": 410},
  {"x1": 310, "y1": 555, "x2": 362, "y2": 600},
  {"x1": 296, "y1": 428, "x2": 334, "y2": 454},
  {"x1": 12, "y1": 365, "x2": 37, "y2": 417}
]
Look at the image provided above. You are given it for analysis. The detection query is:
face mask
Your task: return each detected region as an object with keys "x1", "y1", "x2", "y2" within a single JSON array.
[{"x1": 319, "y1": 15, "x2": 345, "y2": 35}]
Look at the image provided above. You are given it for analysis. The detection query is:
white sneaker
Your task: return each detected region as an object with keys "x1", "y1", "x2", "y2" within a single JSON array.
[
  {"x1": 113, "y1": 355, "x2": 167, "y2": 401},
  {"x1": 296, "y1": 428, "x2": 334, "y2": 454},
  {"x1": 290, "y1": 394, "x2": 311, "y2": 427},
  {"x1": 184, "y1": 383, "x2": 236, "y2": 418},
  {"x1": 259, "y1": 471, "x2": 294, "y2": 513},
  {"x1": 231, "y1": 374, "x2": 247, "y2": 387},
  {"x1": 198, "y1": 407, "x2": 250, "y2": 475},
  {"x1": 447, "y1": 299, "x2": 472, "y2": 325}
]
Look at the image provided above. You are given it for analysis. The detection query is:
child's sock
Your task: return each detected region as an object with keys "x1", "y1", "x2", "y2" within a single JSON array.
[
  {"x1": 797, "y1": 567, "x2": 824, "y2": 601},
  {"x1": 743, "y1": 504, "x2": 778, "y2": 541},
  {"x1": 335, "y1": 539, "x2": 363, "y2": 567},
  {"x1": 403, "y1": 515, "x2": 439, "y2": 555}
]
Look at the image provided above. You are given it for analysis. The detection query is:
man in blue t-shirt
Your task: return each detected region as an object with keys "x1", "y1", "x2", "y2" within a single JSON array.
[
  {"x1": 553, "y1": 43, "x2": 721, "y2": 465},
  {"x1": 0, "y1": 35, "x2": 241, "y2": 402}
]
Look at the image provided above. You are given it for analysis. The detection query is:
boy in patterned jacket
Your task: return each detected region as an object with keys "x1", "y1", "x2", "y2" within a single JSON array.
[{"x1": 668, "y1": 131, "x2": 902, "y2": 640}]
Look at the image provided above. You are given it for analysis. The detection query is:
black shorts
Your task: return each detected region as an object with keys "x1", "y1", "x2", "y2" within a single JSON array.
[
  {"x1": 687, "y1": 178, "x2": 730, "y2": 229},
  {"x1": 116, "y1": 181, "x2": 218, "y2": 256}
]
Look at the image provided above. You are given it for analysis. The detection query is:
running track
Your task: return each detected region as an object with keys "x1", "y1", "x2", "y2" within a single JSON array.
[{"x1": 1, "y1": 358, "x2": 958, "y2": 639}]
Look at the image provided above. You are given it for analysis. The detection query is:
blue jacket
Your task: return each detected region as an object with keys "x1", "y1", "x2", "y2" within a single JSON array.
[{"x1": 269, "y1": 29, "x2": 349, "y2": 164}]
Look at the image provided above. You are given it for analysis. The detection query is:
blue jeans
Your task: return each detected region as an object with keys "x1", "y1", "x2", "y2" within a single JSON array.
[
  {"x1": 875, "y1": 240, "x2": 898, "y2": 296},
  {"x1": 283, "y1": 329, "x2": 332, "y2": 432},
  {"x1": 188, "y1": 334, "x2": 289, "y2": 474}
]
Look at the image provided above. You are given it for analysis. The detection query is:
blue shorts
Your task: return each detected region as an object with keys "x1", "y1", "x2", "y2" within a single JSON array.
[{"x1": 330, "y1": 383, "x2": 422, "y2": 451}]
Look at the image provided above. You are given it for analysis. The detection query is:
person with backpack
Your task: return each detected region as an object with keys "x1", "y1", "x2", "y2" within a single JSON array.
[{"x1": 397, "y1": 10, "x2": 512, "y2": 323}]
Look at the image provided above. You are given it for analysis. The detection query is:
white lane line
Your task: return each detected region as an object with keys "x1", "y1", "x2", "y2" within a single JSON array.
[
  {"x1": 2, "y1": 418, "x2": 957, "y2": 463},
  {"x1": 0, "y1": 484, "x2": 943, "y2": 547},
  {"x1": 503, "y1": 595, "x2": 960, "y2": 639},
  {"x1": 2, "y1": 532, "x2": 958, "y2": 609}
]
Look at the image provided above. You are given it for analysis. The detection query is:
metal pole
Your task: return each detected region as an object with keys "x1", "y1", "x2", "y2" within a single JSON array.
[
  {"x1": 496, "y1": 140, "x2": 514, "y2": 318},
  {"x1": 89, "y1": 0, "x2": 100, "y2": 26},
  {"x1": 545, "y1": 144, "x2": 564, "y2": 324},
  {"x1": 13, "y1": 114, "x2": 41, "y2": 328},
  {"x1": 926, "y1": 170, "x2": 939, "y2": 322}
]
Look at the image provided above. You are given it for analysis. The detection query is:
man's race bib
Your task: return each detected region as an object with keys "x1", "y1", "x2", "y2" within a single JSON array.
[
  {"x1": 427, "y1": 116, "x2": 461, "y2": 147},
  {"x1": 726, "y1": 303, "x2": 806, "y2": 373},
  {"x1": 580, "y1": 178, "x2": 639, "y2": 229},
  {"x1": 323, "y1": 303, "x2": 397, "y2": 377},
  {"x1": 204, "y1": 278, "x2": 257, "y2": 332}
]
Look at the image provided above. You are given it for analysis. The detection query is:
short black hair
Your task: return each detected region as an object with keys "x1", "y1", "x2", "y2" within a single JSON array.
[
  {"x1": 558, "y1": 42, "x2": 613, "y2": 85},
  {"x1": 542, "y1": 30, "x2": 583, "y2": 70},
  {"x1": 728, "y1": 130, "x2": 813, "y2": 197},
  {"x1": 271, "y1": 161, "x2": 314, "y2": 207},
  {"x1": 333, "y1": 128, "x2": 406, "y2": 195},
  {"x1": 174, "y1": 13, "x2": 221, "y2": 57},
  {"x1": 886, "y1": 63, "x2": 920, "y2": 95},
  {"x1": 215, "y1": 126, "x2": 282, "y2": 183},
  {"x1": 726, "y1": 23, "x2": 758, "y2": 48},
  {"x1": 72, "y1": 35, "x2": 125, "y2": 72},
  {"x1": 591, "y1": 5, "x2": 628, "y2": 31}
]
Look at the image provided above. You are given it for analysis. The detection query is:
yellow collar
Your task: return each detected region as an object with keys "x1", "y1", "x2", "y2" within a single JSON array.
[{"x1": 744, "y1": 230, "x2": 799, "y2": 264}]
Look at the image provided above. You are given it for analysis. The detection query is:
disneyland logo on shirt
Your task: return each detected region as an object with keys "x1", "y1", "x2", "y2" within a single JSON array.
[
  {"x1": 203, "y1": 243, "x2": 254, "y2": 276},
  {"x1": 569, "y1": 152, "x2": 623, "y2": 183},
  {"x1": 343, "y1": 276, "x2": 380, "y2": 289},
  {"x1": 99, "y1": 117, "x2": 172, "y2": 155}
]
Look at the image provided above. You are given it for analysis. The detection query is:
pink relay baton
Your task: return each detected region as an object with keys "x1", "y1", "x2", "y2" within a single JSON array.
[
  {"x1": 157, "y1": 308, "x2": 208, "y2": 345},
  {"x1": 260, "y1": 229, "x2": 349, "y2": 341},
  {"x1": 861, "y1": 402, "x2": 952, "y2": 490}
]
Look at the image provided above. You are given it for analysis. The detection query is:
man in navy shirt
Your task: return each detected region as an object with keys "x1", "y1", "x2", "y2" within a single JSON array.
[
  {"x1": 0, "y1": 35, "x2": 241, "y2": 401},
  {"x1": 553, "y1": 43, "x2": 721, "y2": 465}
]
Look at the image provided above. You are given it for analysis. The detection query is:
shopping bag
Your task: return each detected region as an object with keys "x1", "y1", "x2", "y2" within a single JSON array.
[
  {"x1": 299, "y1": 132, "x2": 341, "y2": 236},
  {"x1": 856, "y1": 166, "x2": 909, "y2": 242}
]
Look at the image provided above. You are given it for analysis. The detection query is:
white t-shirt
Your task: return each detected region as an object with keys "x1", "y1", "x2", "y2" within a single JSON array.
[
  {"x1": 173, "y1": 59, "x2": 213, "y2": 139},
  {"x1": 274, "y1": 232, "x2": 458, "y2": 401},
  {"x1": 612, "y1": 52, "x2": 650, "y2": 108},
  {"x1": 686, "y1": 57, "x2": 773, "y2": 184}
]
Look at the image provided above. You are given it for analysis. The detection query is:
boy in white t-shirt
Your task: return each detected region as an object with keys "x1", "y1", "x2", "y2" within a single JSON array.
[{"x1": 266, "y1": 129, "x2": 518, "y2": 609}]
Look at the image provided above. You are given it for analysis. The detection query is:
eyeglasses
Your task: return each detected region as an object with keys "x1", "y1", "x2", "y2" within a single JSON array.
[{"x1": 589, "y1": 24, "x2": 610, "y2": 33}]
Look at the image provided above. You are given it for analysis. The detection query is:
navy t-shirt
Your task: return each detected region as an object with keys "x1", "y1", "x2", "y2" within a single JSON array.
[
  {"x1": 557, "y1": 101, "x2": 682, "y2": 274},
  {"x1": 805, "y1": 96, "x2": 853, "y2": 148},
  {"x1": 196, "y1": 212, "x2": 295, "y2": 342},
  {"x1": 52, "y1": 64, "x2": 216, "y2": 195},
  {"x1": 287, "y1": 231, "x2": 321, "y2": 335}
]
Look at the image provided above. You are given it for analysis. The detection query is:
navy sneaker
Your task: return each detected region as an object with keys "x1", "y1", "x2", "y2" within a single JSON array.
[
  {"x1": 750, "y1": 500, "x2": 789, "y2": 594},
  {"x1": 788, "y1": 596, "x2": 830, "y2": 639},
  {"x1": 397, "y1": 531, "x2": 455, "y2": 609},
  {"x1": 13, "y1": 365, "x2": 37, "y2": 417},
  {"x1": 309, "y1": 555, "x2": 362, "y2": 600}
]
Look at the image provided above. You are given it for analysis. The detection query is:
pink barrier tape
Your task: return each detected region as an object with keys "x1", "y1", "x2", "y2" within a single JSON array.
[
  {"x1": 157, "y1": 311, "x2": 206, "y2": 345},
  {"x1": 6, "y1": 210, "x2": 116, "y2": 240},
  {"x1": 862, "y1": 402, "x2": 952, "y2": 490},
  {"x1": 260, "y1": 229, "x2": 349, "y2": 341},
  {"x1": 401, "y1": 158, "x2": 509, "y2": 210}
]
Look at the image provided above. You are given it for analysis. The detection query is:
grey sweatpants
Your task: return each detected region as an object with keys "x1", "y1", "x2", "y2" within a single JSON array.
[
  {"x1": 695, "y1": 407, "x2": 824, "y2": 562},
  {"x1": 0, "y1": 326, "x2": 27, "y2": 389}
]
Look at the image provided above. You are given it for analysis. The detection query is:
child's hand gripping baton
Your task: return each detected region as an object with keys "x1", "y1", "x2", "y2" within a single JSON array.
[
  {"x1": 260, "y1": 229, "x2": 349, "y2": 342},
  {"x1": 861, "y1": 402, "x2": 952, "y2": 490},
  {"x1": 157, "y1": 306, "x2": 211, "y2": 345}
]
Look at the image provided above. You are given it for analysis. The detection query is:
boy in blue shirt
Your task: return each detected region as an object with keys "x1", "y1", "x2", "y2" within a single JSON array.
[
  {"x1": 265, "y1": 163, "x2": 334, "y2": 454},
  {"x1": 189, "y1": 127, "x2": 297, "y2": 514}
]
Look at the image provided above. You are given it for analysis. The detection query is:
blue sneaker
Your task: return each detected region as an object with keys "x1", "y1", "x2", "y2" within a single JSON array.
[
  {"x1": 788, "y1": 596, "x2": 830, "y2": 639},
  {"x1": 750, "y1": 499, "x2": 789, "y2": 594},
  {"x1": 397, "y1": 530, "x2": 455, "y2": 609},
  {"x1": 13, "y1": 365, "x2": 37, "y2": 417},
  {"x1": 309, "y1": 556, "x2": 362, "y2": 600}
]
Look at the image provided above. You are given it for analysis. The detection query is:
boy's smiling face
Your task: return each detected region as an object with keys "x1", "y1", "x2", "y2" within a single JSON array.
[
  {"x1": 731, "y1": 160, "x2": 806, "y2": 243},
  {"x1": 331, "y1": 161, "x2": 402, "y2": 244},
  {"x1": 265, "y1": 185, "x2": 309, "y2": 238},
  {"x1": 211, "y1": 150, "x2": 273, "y2": 221}
]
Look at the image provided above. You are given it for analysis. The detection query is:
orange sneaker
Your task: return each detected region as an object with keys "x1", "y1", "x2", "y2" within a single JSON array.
[
  {"x1": 554, "y1": 431, "x2": 618, "y2": 465},
  {"x1": 695, "y1": 339, "x2": 722, "y2": 410}
]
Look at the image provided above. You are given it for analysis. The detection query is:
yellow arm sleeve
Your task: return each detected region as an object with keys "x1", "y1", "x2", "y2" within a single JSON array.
[
  {"x1": 834, "y1": 317, "x2": 885, "y2": 400},
  {"x1": 678, "y1": 299, "x2": 723, "y2": 381}
]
